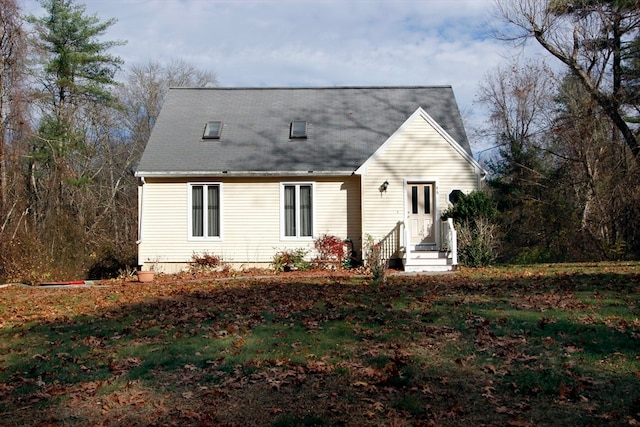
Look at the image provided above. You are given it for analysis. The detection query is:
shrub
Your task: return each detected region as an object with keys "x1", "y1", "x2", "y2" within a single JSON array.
[
  {"x1": 364, "y1": 234, "x2": 385, "y2": 285},
  {"x1": 457, "y1": 217, "x2": 500, "y2": 267},
  {"x1": 441, "y1": 190, "x2": 497, "y2": 222},
  {"x1": 511, "y1": 246, "x2": 552, "y2": 264},
  {"x1": 272, "y1": 248, "x2": 310, "y2": 273},
  {"x1": 0, "y1": 234, "x2": 53, "y2": 285},
  {"x1": 442, "y1": 190, "x2": 500, "y2": 267},
  {"x1": 313, "y1": 234, "x2": 351, "y2": 269},
  {"x1": 86, "y1": 246, "x2": 137, "y2": 279},
  {"x1": 189, "y1": 251, "x2": 224, "y2": 272}
]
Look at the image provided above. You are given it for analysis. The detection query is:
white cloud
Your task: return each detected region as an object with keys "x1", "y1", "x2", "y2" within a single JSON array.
[{"x1": 23, "y1": 0, "x2": 518, "y2": 151}]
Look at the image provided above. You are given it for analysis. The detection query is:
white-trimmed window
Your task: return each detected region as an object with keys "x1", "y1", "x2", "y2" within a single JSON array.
[
  {"x1": 189, "y1": 183, "x2": 222, "y2": 239},
  {"x1": 281, "y1": 183, "x2": 314, "y2": 238}
]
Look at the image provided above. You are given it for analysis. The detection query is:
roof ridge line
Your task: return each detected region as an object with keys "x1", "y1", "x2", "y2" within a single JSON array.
[{"x1": 168, "y1": 85, "x2": 454, "y2": 90}]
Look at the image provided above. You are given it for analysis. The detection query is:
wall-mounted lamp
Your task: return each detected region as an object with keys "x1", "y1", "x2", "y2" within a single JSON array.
[{"x1": 379, "y1": 180, "x2": 389, "y2": 193}]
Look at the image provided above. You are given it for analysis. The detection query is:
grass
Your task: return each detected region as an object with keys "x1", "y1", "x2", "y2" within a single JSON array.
[{"x1": 0, "y1": 263, "x2": 639, "y2": 426}]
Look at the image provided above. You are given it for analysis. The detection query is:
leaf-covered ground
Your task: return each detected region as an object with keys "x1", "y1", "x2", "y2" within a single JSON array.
[{"x1": 0, "y1": 263, "x2": 639, "y2": 426}]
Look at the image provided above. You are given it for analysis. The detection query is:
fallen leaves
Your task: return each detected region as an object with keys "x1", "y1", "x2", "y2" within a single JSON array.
[
  {"x1": 108, "y1": 357, "x2": 142, "y2": 376},
  {"x1": 0, "y1": 265, "x2": 639, "y2": 426}
]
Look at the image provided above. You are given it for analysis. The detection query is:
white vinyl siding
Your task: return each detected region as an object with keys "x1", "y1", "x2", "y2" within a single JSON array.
[
  {"x1": 138, "y1": 177, "x2": 360, "y2": 272},
  {"x1": 359, "y1": 110, "x2": 481, "y2": 244}
]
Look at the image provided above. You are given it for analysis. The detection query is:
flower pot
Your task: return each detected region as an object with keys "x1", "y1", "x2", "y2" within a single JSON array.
[{"x1": 136, "y1": 270, "x2": 155, "y2": 282}]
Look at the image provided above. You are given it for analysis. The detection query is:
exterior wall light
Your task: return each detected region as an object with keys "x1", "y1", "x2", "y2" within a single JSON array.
[{"x1": 379, "y1": 180, "x2": 389, "y2": 192}]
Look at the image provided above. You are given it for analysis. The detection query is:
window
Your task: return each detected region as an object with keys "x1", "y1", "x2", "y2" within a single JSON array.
[
  {"x1": 189, "y1": 183, "x2": 221, "y2": 239},
  {"x1": 203, "y1": 121, "x2": 222, "y2": 139},
  {"x1": 290, "y1": 120, "x2": 307, "y2": 138},
  {"x1": 282, "y1": 183, "x2": 313, "y2": 238}
]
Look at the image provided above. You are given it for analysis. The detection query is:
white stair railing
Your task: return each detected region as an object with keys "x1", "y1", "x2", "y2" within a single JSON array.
[
  {"x1": 443, "y1": 218, "x2": 458, "y2": 266},
  {"x1": 404, "y1": 221, "x2": 411, "y2": 263},
  {"x1": 374, "y1": 222, "x2": 403, "y2": 268}
]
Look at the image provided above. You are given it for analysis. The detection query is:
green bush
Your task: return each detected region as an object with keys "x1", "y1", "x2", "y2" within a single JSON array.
[
  {"x1": 512, "y1": 246, "x2": 552, "y2": 264},
  {"x1": 441, "y1": 190, "x2": 497, "y2": 222},
  {"x1": 272, "y1": 248, "x2": 310, "y2": 272},
  {"x1": 86, "y1": 246, "x2": 137, "y2": 280}
]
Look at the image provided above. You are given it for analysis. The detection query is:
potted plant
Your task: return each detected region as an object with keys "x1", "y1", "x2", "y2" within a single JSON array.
[
  {"x1": 135, "y1": 269, "x2": 154, "y2": 282},
  {"x1": 136, "y1": 258, "x2": 158, "y2": 282}
]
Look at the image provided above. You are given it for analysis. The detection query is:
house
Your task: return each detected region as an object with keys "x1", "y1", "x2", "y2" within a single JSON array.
[{"x1": 135, "y1": 86, "x2": 485, "y2": 273}]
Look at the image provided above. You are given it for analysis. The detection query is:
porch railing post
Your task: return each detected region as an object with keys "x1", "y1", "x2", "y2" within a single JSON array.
[
  {"x1": 448, "y1": 218, "x2": 458, "y2": 266},
  {"x1": 404, "y1": 220, "x2": 411, "y2": 263}
]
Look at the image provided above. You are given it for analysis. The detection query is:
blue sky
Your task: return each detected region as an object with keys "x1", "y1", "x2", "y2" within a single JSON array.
[{"x1": 23, "y1": 0, "x2": 521, "y2": 154}]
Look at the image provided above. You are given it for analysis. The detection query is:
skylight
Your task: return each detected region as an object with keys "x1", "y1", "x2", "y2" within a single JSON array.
[
  {"x1": 203, "y1": 121, "x2": 222, "y2": 139},
  {"x1": 290, "y1": 120, "x2": 307, "y2": 138}
]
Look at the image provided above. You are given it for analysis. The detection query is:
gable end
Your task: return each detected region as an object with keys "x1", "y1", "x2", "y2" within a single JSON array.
[{"x1": 355, "y1": 107, "x2": 485, "y2": 176}]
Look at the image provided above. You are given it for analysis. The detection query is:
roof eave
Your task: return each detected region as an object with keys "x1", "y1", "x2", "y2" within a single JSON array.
[{"x1": 135, "y1": 170, "x2": 356, "y2": 178}]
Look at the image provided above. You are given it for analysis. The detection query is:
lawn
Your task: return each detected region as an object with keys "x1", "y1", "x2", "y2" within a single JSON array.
[{"x1": 0, "y1": 263, "x2": 639, "y2": 426}]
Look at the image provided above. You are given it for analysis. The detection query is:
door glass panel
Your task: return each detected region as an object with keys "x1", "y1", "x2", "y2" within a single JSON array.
[
  {"x1": 411, "y1": 186, "x2": 418, "y2": 214},
  {"x1": 424, "y1": 185, "x2": 431, "y2": 214}
]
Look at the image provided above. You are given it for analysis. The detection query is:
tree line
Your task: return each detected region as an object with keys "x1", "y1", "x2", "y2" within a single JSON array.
[
  {"x1": 1, "y1": 0, "x2": 638, "y2": 282},
  {"x1": 472, "y1": 0, "x2": 640, "y2": 263},
  {"x1": 0, "y1": 0, "x2": 217, "y2": 283}
]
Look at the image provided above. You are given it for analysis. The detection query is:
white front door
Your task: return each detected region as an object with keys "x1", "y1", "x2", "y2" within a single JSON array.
[{"x1": 407, "y1": 182, "x2": 436, "y2": 249}]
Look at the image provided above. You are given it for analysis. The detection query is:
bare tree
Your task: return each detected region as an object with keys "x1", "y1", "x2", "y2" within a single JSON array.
[
  {"x1": 553, "y1": 73, "x2": 640, "y2": 257},
  {"x1": 478, "y1": 59, "x2": 557, "y2": 153},
  {"x1": 494, "y1": 0, "x2": 640, "y2": 159},
  {"x1": 0, "y1": 0, "x2": 28, "y2": 232},
  {"x1": 477, "y1": 60, "x2": 572, "y2": 260},
  {"x1": 118, "y1": 58, "x2": 218, "y2": 155},
  {"x1": 477, "y1": 59, "x2": 558, "y2": 191}
]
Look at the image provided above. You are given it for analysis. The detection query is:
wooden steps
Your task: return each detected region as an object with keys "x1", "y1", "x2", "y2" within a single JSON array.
[{"x1": 402, "y1": 249, "x2": 453, "y2": 272}]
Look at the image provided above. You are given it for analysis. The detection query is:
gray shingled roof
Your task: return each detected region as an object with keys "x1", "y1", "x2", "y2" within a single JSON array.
[{"x1": 136, "y1": 86, "x2": 471, "y2": 176}]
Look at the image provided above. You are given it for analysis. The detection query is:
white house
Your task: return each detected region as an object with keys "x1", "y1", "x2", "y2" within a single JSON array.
[{"x1": 135, "y1": 86, "x2": 485, "y2": 273}]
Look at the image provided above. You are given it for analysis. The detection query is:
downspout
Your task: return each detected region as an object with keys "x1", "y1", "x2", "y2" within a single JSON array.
[
  {"x1": 478, "y1": 169, "x2": 487, "y2": 188},
  {"x1": 354, "y1": 171, "x2": 366, "y2": 266},
  {"x1": 136, "y1": 177, "x2": 145, "y2": 245}
]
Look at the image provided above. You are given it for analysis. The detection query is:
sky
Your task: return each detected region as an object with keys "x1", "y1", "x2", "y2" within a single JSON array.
[{"x1": 22, "y1": 0, "x2": 531, "y2": 155}]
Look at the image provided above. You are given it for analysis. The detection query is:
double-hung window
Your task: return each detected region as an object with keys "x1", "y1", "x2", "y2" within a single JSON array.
[
  {"x1": 281, "y1": 183, "x2": 313, "y2": 239},
  {"x1": 189, "y1": 183, "x2": 221, "y2": 239}
]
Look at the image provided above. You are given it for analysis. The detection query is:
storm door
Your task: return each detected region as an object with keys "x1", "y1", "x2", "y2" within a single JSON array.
[{"x1": 406, "y1": 182, "x2": 436, "y2": 249}]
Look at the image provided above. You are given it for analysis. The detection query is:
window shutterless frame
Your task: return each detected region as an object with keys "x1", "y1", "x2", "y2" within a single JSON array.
[
  {"x1": 188, "y1": 183, "x2": 223, "y2": 240},
  {"x1": 280, "y1": 182, "x2": 314, "y2": 239},
  {"x1": 203, "y1": 121, "x2": 222, "y2": 139},
  {"x1": 290, "y1": 120, "x2": 307, "y2": 138}
]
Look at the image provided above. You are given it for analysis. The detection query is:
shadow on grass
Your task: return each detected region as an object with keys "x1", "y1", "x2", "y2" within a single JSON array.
[{"x1": 0, "y1": 268, "x2": 638, "y2": 426}]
